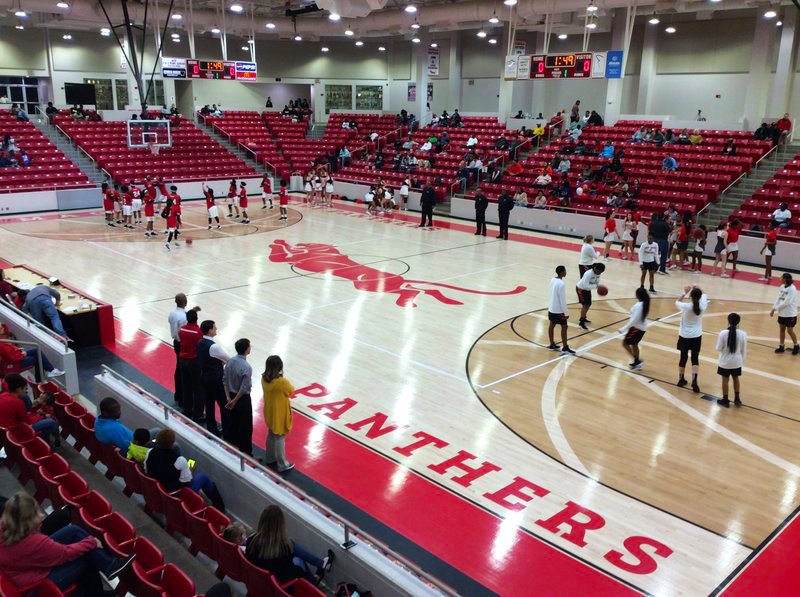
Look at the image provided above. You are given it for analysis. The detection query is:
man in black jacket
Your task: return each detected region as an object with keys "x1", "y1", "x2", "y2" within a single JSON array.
[
  {"x1": 474, "y1": 191, "x2": 488, "y2": 236},
  {"x1": 497, "y1": 190, "x2": 514, "y2": 240},
  {"x1": 648, "y1": 213, "x2": 672, "y2": 274},
  {"x1": 419, "y1": 182, "x2": 436, "y2": 227}
]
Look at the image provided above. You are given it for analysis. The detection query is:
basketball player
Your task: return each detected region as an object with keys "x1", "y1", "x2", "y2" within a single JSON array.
[
  {"x1": 547, "y1": 265, "x2": 575, "y2": 354},
  {"x1": 579, "y1": 235, "x2": 600, "y2": 278},
  {"x1": 638, "y1": 232, "x2": 660, "y2": 293},
  {"x1": 603, "y1": 211, "x2": 617, "y2": 260},
  {"x1": 715, "y1": 312, "x2": 746, "y2": 407},
  {"x1": 143, "y1": 185, "x2": 156, "y2": 237},
  {"x1": 710, "y1": 221, "x2": 728, "y2": 277},
  {"x1": 239, "y1": 182, "x2": 250, "y2": 224},
  {"x1": 675, "y1": 285, "x2": 708, "y2": 393},
  {"x1": 121, "y1": 184, "x2": 134, "y2": 229},
  {"x1": 156, "y1": 176, "x2": 168, "y2": 201},
  {"x1": 619, "y1": 287, "x2": 650, "y2": 370},
  {"x1": 130, "y1": 182, "x2": 143, "y2": 225},
  {"x1": 202, "y1": 182, "x2": 222, "y2": 230},
  {"x1": 101, "y1": 182, "x2": 116, "y2": 227},
  {"x1": 278, "y1": 180, "x2": 289, "y2": 221},
  {"x1": 576, "y1": 262, "x2": 606, "y2": 330},
  {"x1": 167, "y1": 185, "x2": 182, "y2": 232},
  {"x1": 722, "y1": 219, "x2": 741, "y2": 277},
  {"x1": 672, "y1": 218, "x2": 691, "y2": 270},
  {"x1": 261, "y1": 174, "x2": 273, "y2": 209},
  {"x1": 758, "y1": 221, "x2": 778, "y2": 282},
  {"x1": 771, "y1": 272, "x2": 799, "y2": 354},
  {"x1": 227, "y1": 178, "x2": 239, "y2": 218},
  {"x1": 325, "y1": 175, "x2": 335, "y2": 207},
  {"x1": 113, "y1": 182, "x2": 124, "y2": 225},
  {"x1": 163, "y1": 194, "x2": 180, "y2": 250}
]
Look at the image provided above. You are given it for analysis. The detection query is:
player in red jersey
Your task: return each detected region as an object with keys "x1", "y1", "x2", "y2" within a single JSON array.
[
  {"x1": 603, "y1": 211, "x2": 618, "y2": 260},
  {"x1": 202, "y1": 182, "x2": 222, "y2": 230},
  {"x1": 113, "y1": 183, "x2": 123, "y2": 224},
  {"x1": 163, "y1": 187, "x2": 180, "y2": 250},
  {"x1": 238, "y1": 182, "x2": 250, "y2": 224},
  {"x1": 261, "y1": 174, "x2": 273, "y2": 210},
  {"x1": 101, "y1": 182, "x2": 116, "y2": 227},
  {"x1": 157, "y1": 176, "x2": 168, "y2": 201},
  {"x1": 130, "y1": 183, "x2": 143, "y2": 225},
  {"x1": 168, "y1": 185, "x2": 183, "y2": 231},
  {"x1": 121, "y1": 185, "x2": 134, "y2": 229},
  {"x1": 143, "y1": 186, "x2": 157, "y2": 237},
  {"x1": 278, "y1": 179, "x2": 289, "y2": 221},
  {"x1": 227, "y1": 178, "x2": 239, "y2": 218}
]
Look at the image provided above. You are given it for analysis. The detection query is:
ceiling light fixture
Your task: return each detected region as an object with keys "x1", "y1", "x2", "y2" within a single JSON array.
[
  {"x1": 294, "y1": 34, "x2": 302, "y2": 41},
  {"x1": 648, "y1": 16, "x2": 660, "y2": 24},
  {"x1": 230, "y1": 4, "x2": 244, "y2": 13},
  {"x1": 265, "y1": 22, "x2": 276, "y2": 29},
  {"x1": 328, "y1": 13, "x2": 341, "y2": 21},
  {"x1": 56, "y1": 1, "x2": 69, "y2": 8},
  {"x1": 764, "y1": 10, "x2": 777, "y2": 19},
  {"x1": 411, "y1": 37, "x2": 420, "y2": 43},
  {"x1": 14, "y1": 9, "x2": 26, "y2": 17},
  {"x1": 100, "y1": 27, "x2": 111, "y2": 36},
  {"x1": 430, "y1": 42, "x2": 438, "y2": 48},
  {"x1": 211, "y1": 27, "x2": 220, "y2": 34},
  {"x1": 171, "y1": 13, "x2": 182, "y2": 20},
  {"x1": 586, "y1": 0, "x2": 598, "y2": 12},
  {"x1": 488, "y1": 38, "x2": 497, "y2": 44},
  {"x1": 777, "y1": 20, "x2": 783, "y2": 26},
  {"x1": 558, "y1": 33, "x2": 567, "y2": 39},
  {"x1": 171, "y1": 32, "x2": 179, "y2": 38},
  {"x1": 241, "y1": 45, "x2": 248, "y2": 50},
  {"x1": 62, "y1": 33, "x2": 72, "y2": 40},
  {"x1": 477, "y1": 30, "x2": 487, "y2": 38},
  {"x1": 503, "y1": 0, "x2": 517, "y2": 5},
  {"x1": 321, "y1": 46, "x2": 329, "y2": 52},
  {"x1": 489, "y1": 13, "x2": 499, "y2": 24},
  {"x1": 411, "y1": 20, "x2": 420, "y2": 29},
  {"x1": 378, "y1": 46, "x2": 386, "y2": 51},
  {"x1": 665, "y1": 26, "x2": 676, "y2": 33},
  {"x1": 586, "y1": 21, "x2": 597, "y2": 29},
  {"x1": 345, "y1": 28, "x2": 354, "y2": 36},
  {"x1": 405, "y1": 4, "x2": 417, "y2": 13},
  {"x1": 15, "y1": 24, "x2": 23, "y2": 29},
  {"x1": 355, "y1": 40, "x2": 363, "y2": 46}
]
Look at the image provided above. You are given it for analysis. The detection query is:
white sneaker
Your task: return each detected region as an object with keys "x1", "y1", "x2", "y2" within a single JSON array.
[
  {"x1": 758, "y1": 277, "x2": 769, "y2": 281},
  {"x1": 711, "y1": 271, "x2": 717, "y2": 276},
  {"x1": 47, "y1": 368, "x2": 65, "y2": 378},
  {"x1": 720, "y1": 273, "x2": 730, "y2": 278}
]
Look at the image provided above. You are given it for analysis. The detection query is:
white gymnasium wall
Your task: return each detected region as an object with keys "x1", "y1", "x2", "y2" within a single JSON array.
[
  {"x1": 190, "y1": 81, "x2": 310, "y2": 112},
  {"x1": 460, "y1": 79, "x2": 501, "y2": 112},
  {"x1": 647, "y1": 74, "x2": 751, "y2": 121}
]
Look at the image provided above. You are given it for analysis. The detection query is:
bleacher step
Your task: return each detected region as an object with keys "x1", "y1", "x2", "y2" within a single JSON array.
[{"x1": 30, "y1": 117, "x2": 106, "y2": 185}]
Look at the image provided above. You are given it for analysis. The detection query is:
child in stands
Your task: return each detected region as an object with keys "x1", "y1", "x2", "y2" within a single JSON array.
[
  {"x1": 127, "y1": 428, "x2": 150, "y2": 464},
  {"x1": 222, "y1": 522, "x2": 248, "y2": 550}
]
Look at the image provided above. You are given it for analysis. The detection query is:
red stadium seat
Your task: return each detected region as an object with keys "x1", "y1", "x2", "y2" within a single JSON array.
[
  {"x1": 101, "y1": 512, "x2": 137, "y2": 557},
  {"x1": 38, "y1": 452, "x2": 71, "y2": 508},
  {"x1": 116, "y1": 450, "x2": 144, "y2": 497},
  {"x1": 185, "y1": 505, "x2": 229, "y2": 558},
  {"x1": 240, "y1": 552, "x2": 275, "y2": 597},
  {"x1": 77, "y1": 490, "x2": 113, "y2": 535},
  {"x1": 272, "y1": 576, "x2": 325, "y2": 597},
  {"x1": 125, "y1": 537, "x2": 165, "y2": 597},
  {"x1": 210, "y1": 524, "x2": 244, "y2": 581},
  {"x1": 160, "y1": 485, "x2": 205, "y2": 537},
  {"x1": 0, "y1": 572, "x2": 73, "y2": 596},
  {"x1": 150, "y1": 564, "x2": 196, "y2": 597},
  {"x1": 17, "y1": 436, "x2": 51, "y2": 486},
  {"x1": 56, "y1": 471, "x2": 90, "y2": 508},
  {"x1": 137, "y1": 467, "x2": 168, "y2": 515}
]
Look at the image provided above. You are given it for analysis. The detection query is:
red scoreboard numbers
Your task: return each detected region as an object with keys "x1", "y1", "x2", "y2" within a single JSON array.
[{"x1": 531, "y1": 53, "x2": 593, "y2": 79}]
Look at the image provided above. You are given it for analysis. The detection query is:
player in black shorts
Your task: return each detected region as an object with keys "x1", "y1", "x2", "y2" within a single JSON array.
[
  {"x1": 619, "y1": 288, "x2": 650, "y2": 370},
  {"x1": 547, "y1": 266, "x2": 575, "y2": 354}
]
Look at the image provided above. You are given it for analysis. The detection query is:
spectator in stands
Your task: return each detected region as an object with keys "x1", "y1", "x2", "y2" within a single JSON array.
[
  {"x1": 18, "y1": 150, "x2": 30, "y2": 167},
  {"x1": 0, "y1": 152, "x2": 11, "y2": 168},
  {"x1": 630, "y1": 127, "x2": 645, "y2": 143},
  {"x1": 533, "y1": 123, "x2": 545, "y2": 137},
  {"x1": 468, "y1": 155, "x2": 484, "y2": 179},
  {"x1": 0, "y1": 491, "x2": 135, "y2": 594},
  {"x1": 558, "y1": 156, "x2": 571, "y2": 175},
  {"x1": 676, "y1": 128, "x2": 691, "y2": 145},
  {"x1": 145, "y1": 429, "x2": 226, "y2": 511},
  {"x1": 609, "y1": 156, "x2": 624, "y2": 176},
  {"x1": 513, "y1": 110, "x2": 525, "y2": 119},
  {"x1": 487, "y1": 165, "x2": 502, "y2": 183},
  {"x1": 776, "y1": 113, "x2": 792, "y2": 144},
  {"x1": 367, "y1": 130, "x2": 379, "y2": 142},
  {"x1": 224, "y1": 338, "x2": 254, "y2": 456},
  {"x1": 754, "y1": 122, "x2": 769, "y2": 141},
  {"x1": 0, "y1": 325, "x2": 65, "y2": 380},
  {"x1": 569, "y1": 125, "x2": 582, "y2": 141},
  {"x1": 419, "y1": 139, "x2": 433, "y2": 152},
  {"x1": 10, "y1": 104, "x2": 29, "y2": 122},
  {"x1": 456, "y1": 162, "x2": 471, "y2": 191},
  {"x1": 493, "y1": 135, "x2": 509, "y2": 150},
  {"x1": 601, "y1": 141, "x2": 614, "y2": 158},
  {"x1": 463, "y1": 134, "x2": 479, "y2": 148},
  {"x1": 772, "y1": 202, "x2": 792, "y2": 228},
  {"x1": 0, "y1": 94, "x2": 8, "y2": 103},
  {"x1": 373, "y1": 153, "x2": 384, "y2": 170},
  {"x1": 178, "y1": 309, "x2": 203, "y2": 422},
  {"x1": 662, "y1": 129, "x2": 675, "y2": 144},
  {"x1": 627, "y1": 179, "x2": 641, "y2": 198},
  {"x1": 569, "y1": 100, "x2": 580, "y2": 123},
  {"x1": 513, "y1": 188, "x2": 528, "y2": 206},
  {"x1": 95, "y1": 397, "x2": 154, "y2": 453},
  {"x1": 588, "y1": 111, "x2": 604, "y2": 126},
  {"x1": 662, "y1": 154, "x2": 678, "y2": 171},
  {"x1": 721, "y1": 138, "x2": 737, "y2": 156},
  {"x1": 533, "y1": 191, "x2": 547, "y2": 209},
  {"x1": 44, "y1": 101, "x2": 58, "y2": 123},
  {"x1": 506, "y1": 160, "x2": 524, "y2": 177},
  {"x1": 0, "y1": 374, "x2": 58, "y2": 445},
  {"x1": 20, "y1": 285, "x2": 68, "y2": 340},
  {"x1": 768, "y1": 122, "x2": 781, "y2": 146},
  {"x1": 168, "y1": 293, "x2": 201, "y2": 410},
  {"x1": 246, "y1": 505, "x2": 334, "y2": 585},
  {"x1": 534, "y1": 170, "x2": 552, "y2": 188},
  {"x1": 126, "y1": 428, "x2": 150, "y2": 464},
  {"x1": 688, "y1": 129, "x2": 703, "y2": 145},
  {"x1": 281, "y1": 105, "x2": 291, "y2": 116}
]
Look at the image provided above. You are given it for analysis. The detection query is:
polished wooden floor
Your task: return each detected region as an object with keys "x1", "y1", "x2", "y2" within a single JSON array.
[{"x1": 1, "y1": 197, "x2": 796, "y2": 595}]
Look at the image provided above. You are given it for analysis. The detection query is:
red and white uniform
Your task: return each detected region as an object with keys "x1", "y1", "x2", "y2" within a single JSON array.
[
  {"x1": 157, "y1": 180, "x2": 168, "y2": 198},
  {"x1": 239, "y1": 187, "x2": 248, "y2": 209},
  {"x1": 279, "y1": 186, "x2": 288, "y2": 207},
  {"x1": 261, "y1": 177, "x2": 272, "y2": 199},
  {"x1": 102, "y1": 188, "x2": 115, "y2": 213},
  {"x1": 130, "y1": 186, "x2": 143, "y2": 212},
  {"x1": 114, "y1": 189, "x2": 123, "y2": 211},
  {"x1": 122, "y1": 191, "x2": 133, "y2": 216},
  {"x1": 144, "y1": 182, "x2": 157, "y2": 203},
  {"x1": 205, "y1": 190, "x2": 218, "y2": 218},
  {"x1": 144, "y1": 194, "x2": 156, "y2": 220},
  {"x1": 227, "y1": 182, "x2": 237, "y2": 206},
  {"x1": 726, "y1": 225, "x2": 740, "y2": 252},
  {"x1": 603, "y1": 217, "x2": 618, "y2": 242}
]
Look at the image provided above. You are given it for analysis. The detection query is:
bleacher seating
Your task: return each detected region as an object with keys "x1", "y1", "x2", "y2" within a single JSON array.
[
  {"x1": 736, "y1": 150, "x2": 800, "y2": 240},
  {"x1": 0, "y1": 112, "x2": 93, "y2": 193},
  {"x1": 54, "y1": 115, "x2": 257, "y2": 184},
  {"x1": 0, "y1": 380, "x2": 325, "y2": 597}
]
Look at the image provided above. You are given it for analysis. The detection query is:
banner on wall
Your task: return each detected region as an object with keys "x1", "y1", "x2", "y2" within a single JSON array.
[
  {"x1": 605, "y1": 50, "x2": 624, "y2": 79},
  {"x1": 504, "y1": 55, "x2": 518, "y2": 80},
  {"x1": 408, "y1": 82, "x2": 416, "y2": 102},
  {"x1": 516, "y1": 55, "x2": 531, "y2": 80},
  {"x1": 591, "y1": 52, "x2": 607, "y2": 78},
  {"x1": 427, "y1": 48, "x2": 440, "y2": 76},
  {"x1": 513, "y1": 40, "x2": 526, "y2": 56}
]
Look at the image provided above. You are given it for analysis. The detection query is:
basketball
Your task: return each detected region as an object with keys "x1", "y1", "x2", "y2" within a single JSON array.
[
  {"x1": 185, "y1": 238, "x2": 193, "y2": 245},
  {"x1": 597, "y1": 285, "x2": 608, "y2": 296},
  {"x1": 693, "y1": 228, "x2": 705, "y2": 240}
]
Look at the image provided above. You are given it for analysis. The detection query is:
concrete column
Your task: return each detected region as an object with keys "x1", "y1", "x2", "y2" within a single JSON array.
[
  {"x1": 767, "y1": 9, "x2": 797, "y2": 118},
  {"x1": 448, "y1": 31, "x2": 462, "y2": 111},
  {"x1": 636, "y1": 23, "x2": 657, "y2": 114},
  {"x1": 414, "y1": 31, "x2": 431, "y2": 124},
  {"x1": 530, "y1": 32, "x2": 546, "y2": 117},
  {"x1": 604, "y1": 8, "x2": 629, "y2": 125},
  {"x1": 497, "y1": 25, "x2": 514, "y2": 121},
  {"x1": 743, "y1": 16, "x2": 775, "y2": 128}
]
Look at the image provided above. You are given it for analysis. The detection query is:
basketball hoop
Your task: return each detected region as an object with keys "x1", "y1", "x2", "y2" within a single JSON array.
[{"x1": 148, "y1": 141, "x2": 160, "y2": 156}]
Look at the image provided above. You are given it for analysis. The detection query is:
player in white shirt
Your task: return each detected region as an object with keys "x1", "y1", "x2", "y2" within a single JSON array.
[
  {"x1": 547, "y1": 266, "x2": 575, "y2": 355},
  {"x1": 638, "y1": 233, "x2": 660, "y2": 293},
  {"x1": 675, "y1": 285, "x2": 709, "y2": 393},
  {"x1": 579, "y1": 235, "x2": 600, "y2": 278},
  {"x1": 576, "y1": 263, "x2": 605, "y2": 330},
  {"x1": 770, "y1": 272, "x2": 799, "y2": 354},
  {"x1": 618, "y1": 288, "x2": 650, "y2": 370},
  {"x1": 715, "y1": 312, "x2": 746, "y2": 407}
]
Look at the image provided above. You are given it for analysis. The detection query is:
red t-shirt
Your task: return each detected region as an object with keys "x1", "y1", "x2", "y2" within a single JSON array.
[
  {"x1": 604, "y1": 219, "x2": 616, "y2": 234},
  {"x1": 144, "y1": 184, "x2": 157, "y2": 200},
  {"x1": 767, "y1": 228, "x2": 778, "y2": 246},
  {"x1": 727, "y1": 226, "x2": 740, "y2": 243},
  {"x1": 279, "y1": 187, "x2": 288, "y2": 206},
  {"x1": 130, "y1": 187, "x2": 142, "y2": 201},
  {"x1": 239, "y1": 187, "x2": 248, "y2": 207},
  {"x1": 262, "y1": 178, "x2": 272, "y2": 193},
  {"x1": 178, "y1": 323, "x2": 202, "y2": 359},
  {"x1": 102, "y1": 189, "x2": 115, "y2": 211},
  {"x1": 776, "y1": 118, "x2": 792, "y2": 132},
  {"x1": 205, "y1": 191, "x2": 215, "y2": 209},
  {"x1": 123, "y1": 193, "x2": 133, "y2": 207},
  {"x1": 144, "y1": 195, "x2": 155, "y2": 216},
  {"x1": 0, "y1": 391, "x2": 30, "y2": 429}
]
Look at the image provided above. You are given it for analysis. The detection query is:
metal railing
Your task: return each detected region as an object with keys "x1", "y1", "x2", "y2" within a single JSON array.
[
  {"x1": 755, "y1": 143, "x2": 778, "y2": 168},
  {"x1": 98, "y1": 365, "x2": 458, "y2": 596},
  {"x1": 0, "y1": 297, "x2": 69, "y2": 351}
]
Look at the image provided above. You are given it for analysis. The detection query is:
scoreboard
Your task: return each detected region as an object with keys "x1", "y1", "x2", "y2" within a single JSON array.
[
  {"x1": 530, "y1": 53, "x2": 593, "y2": 79},
  {"x1": 160, "y1": 57, "x2": 258, "y2": 82}
]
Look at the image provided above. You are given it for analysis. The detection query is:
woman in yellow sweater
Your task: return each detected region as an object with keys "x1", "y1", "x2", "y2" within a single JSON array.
[{"x1": 261, "y1": 355, "x2": 295, "y2": 473}]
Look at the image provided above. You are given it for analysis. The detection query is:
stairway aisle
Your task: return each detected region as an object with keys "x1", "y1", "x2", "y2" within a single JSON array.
[
  {"x1": 200, "y1": 119, "x2": 271, "y2": 176},
  {"x1": 30, "y1": 116, "x2": 106, "y2": 186},
  {"x1": 701, "y1": 142, "x2": 800, "y2": 225}
]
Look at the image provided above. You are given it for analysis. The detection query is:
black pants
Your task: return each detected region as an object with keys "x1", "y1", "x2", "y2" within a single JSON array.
[
  {"x1": 656, "y1": 239, "x2": 669, "y2": 273},
  {"x1": 227, "y1": 392, "x2": 253, "y2": 456},
  {"x1": 498, "y1": 211, "x2": 510, "y2": 239},
  {"x1": 420, "y1": 206, "x2": 433, "y2": 227},
  {"x1": 173, "y1": 340, "x2": 182, "y2": 406},
  {"x1": 475, "y1": 211, "x2": 486, "y2": 235},
  {"x1": 202, "y1": 376, "x2": 230, "y2": 438},
  {"x1": 179, "y1": 357, "x2": 203, "y2": 420}
]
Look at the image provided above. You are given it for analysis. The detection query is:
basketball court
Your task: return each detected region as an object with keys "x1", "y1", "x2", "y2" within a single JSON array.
[{"x1": 1, "y1": 196, "x2": 797, "y2": 595}]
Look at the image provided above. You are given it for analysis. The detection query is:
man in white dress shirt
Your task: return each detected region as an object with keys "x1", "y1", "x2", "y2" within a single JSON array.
[{"x1": 167, "y1": 293, "x2": 201, "y2": 407}]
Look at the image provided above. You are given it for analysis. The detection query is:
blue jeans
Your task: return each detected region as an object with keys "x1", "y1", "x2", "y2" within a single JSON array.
[
  {"x1": 656, "y1": 239, "x2": 669, "y2": 273},
  {"x1": 33, "y1": 417, "x2": 58, "y2": 443},
  {"x1": 28, "y1": 295, "x2": 67, "y2": 337},
  {"x1": 20, "y1": 347, "x2": 55, "y2": 380},
  {"x1": 47, "y1": 524, "x2": 115, "y2": 591},
  {"x1": 292, "y1": 541, "x2": 324, "y2": 582},
  {"x1": 190, "y1": 473, "x2": 214, "y2": 494}
]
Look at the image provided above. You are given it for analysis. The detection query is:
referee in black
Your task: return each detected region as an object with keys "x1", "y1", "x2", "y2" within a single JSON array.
[
  {"x1": 474, "y1": 190, "x2": 488, "y2": 236},
  {"x1": 418, "y1": 182, "x2": 435, "y2": 228}
]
